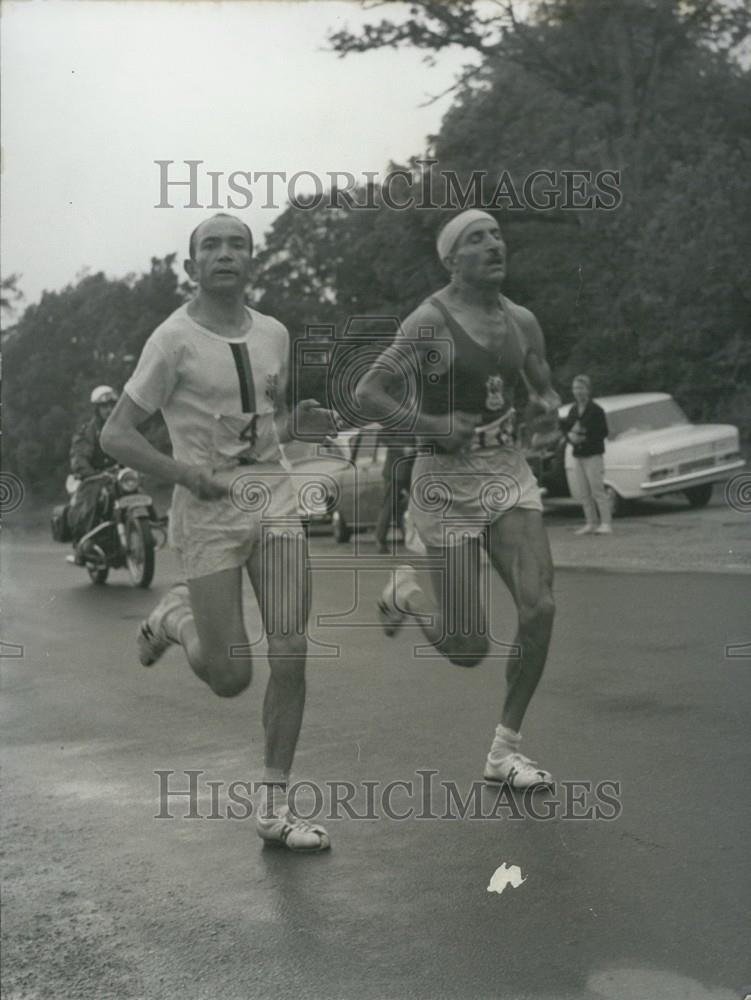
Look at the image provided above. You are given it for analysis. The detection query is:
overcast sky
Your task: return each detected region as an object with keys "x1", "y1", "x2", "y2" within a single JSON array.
[{"x1": 1, "y1": 1, "x2": 478, "y2": 307}]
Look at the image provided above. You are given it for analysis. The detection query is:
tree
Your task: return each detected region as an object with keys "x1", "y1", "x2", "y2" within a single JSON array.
[
  {"x1": 1, "y1": 274, "x2": 24, "y2": 317},
  {"x1": 326, "y1": 0, "x2": 751, "y2": 438},
  {"x1": 3, "y1": 256, "x2": 187, "y2": 497},
  {"x1": 331, "y1": 0, "x2": 750, "y2": 193}
]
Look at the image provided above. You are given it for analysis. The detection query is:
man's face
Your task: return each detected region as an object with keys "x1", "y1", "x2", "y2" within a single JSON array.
[
  {"x1": 185, "y1": 216, "x2": 252, "y2": 294},
  {"x1": 572, "y1": 381, "x2": 589, "y2": 405},
  {"x1": 451, "y1": 220, "x2": 506, "y2": 287}
]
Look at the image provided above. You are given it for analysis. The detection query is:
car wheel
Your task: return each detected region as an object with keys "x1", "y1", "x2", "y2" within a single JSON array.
[
  {"x1": 684, "y1": 483, "x2": 713, "y2": 508},
  {"x1": 332, "y1": 510, "x2": 351, "y2": 544}
]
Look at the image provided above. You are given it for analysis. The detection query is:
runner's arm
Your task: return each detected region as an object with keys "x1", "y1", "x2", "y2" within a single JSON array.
[
  {"x1": 516, "y1": 307, "x2": 561, "y2": 412},
  {"x1": 100, "y1": 393, "x2": 197, "y2": 488},
  {"x1": 355, "y1": 302, "x2": 450, "y2": 437}
]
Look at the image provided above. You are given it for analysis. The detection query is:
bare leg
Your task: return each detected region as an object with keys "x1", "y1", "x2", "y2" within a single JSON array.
[
  {"x1": 175, "y1": 568, "x2": 254, "y2": 697},
  {"x1": 402, "y1": 535, "x2": 490, "y2": 667},
  {"x1": 485, "y1": 508, "x2": 555, "y2": 732},
  {"x1": 246, "y1": 530, "x2": 310, "y2": 777}
]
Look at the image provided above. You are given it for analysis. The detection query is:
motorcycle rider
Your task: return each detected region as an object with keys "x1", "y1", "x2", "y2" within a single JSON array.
[{"x1": 67, "y1": 386, "x2": 119, "y2": 545}]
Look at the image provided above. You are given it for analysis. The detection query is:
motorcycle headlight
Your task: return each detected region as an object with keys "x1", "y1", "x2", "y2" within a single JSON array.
[{"x1": 118, "y1": 467, "x2": 140, "y2": 493}]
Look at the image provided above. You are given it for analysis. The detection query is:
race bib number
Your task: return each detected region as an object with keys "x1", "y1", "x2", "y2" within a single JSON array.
[
  {"x1": 472, "y1": 410, "x2": 517, "y2": 451},
  {"x1": 212, "y1": 413, "x2": 280, "y2": 466}
]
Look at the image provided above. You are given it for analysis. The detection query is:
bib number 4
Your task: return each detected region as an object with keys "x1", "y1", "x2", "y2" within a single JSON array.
[{"x1": 236, "y1": 414, "x2": 259, "y2": 464}]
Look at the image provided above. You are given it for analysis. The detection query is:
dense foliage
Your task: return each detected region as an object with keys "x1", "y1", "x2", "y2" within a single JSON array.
[
  {"x1": 2, "y1": 258, "x2": 187, "y2": 495},
  {"x1": 3, "y1": 0, "x2": 749, "y2": 497}
]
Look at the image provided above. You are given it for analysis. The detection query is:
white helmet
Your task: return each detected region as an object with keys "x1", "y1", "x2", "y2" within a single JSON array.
[{"x1": 90, "y1": 385, "x2": 118, "y2": 405}]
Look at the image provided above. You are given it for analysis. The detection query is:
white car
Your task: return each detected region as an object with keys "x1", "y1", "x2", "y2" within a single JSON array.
[
  {"x1": 281, "y1": 426, "x2": 392, "y2": 541},
  {"x1": 543, "y1": 392, "x2": 745, "y2": 515}
]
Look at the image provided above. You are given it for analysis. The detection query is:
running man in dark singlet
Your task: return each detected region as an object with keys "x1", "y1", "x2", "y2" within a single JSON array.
[{"x1": 356, "y1": 209, "x2": 561, "y2": 788}]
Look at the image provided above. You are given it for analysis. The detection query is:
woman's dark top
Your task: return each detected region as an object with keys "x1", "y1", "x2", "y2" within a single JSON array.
[{"x1": 560, "y1": 400, "x2": 609, "y2": 457}]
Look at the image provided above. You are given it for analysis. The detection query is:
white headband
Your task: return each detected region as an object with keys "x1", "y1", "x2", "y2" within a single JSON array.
[{"x1": 436, "y1": 209, "x2": 496, "y2": 264}]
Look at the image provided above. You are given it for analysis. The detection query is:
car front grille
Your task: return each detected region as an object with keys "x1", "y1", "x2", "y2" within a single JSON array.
[
  {"x1": 677, "y1": 456, "x2": 718, "y2": 474},
  {"x1": 648, "y1": 448, "x2": 740, "y2": 481}
]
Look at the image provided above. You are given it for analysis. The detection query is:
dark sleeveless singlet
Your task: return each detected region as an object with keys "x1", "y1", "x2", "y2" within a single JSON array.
[{"x1": 420, "y1": 296, "x2": 530, "y2": 450}]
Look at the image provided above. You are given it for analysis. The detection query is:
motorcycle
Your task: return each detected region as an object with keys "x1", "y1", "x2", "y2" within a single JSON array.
[{"x1": 50, "y1": 466, "x2": 166, "y2": 587}]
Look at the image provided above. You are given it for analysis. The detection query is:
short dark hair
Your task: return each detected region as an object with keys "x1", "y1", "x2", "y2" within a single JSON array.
[{"x1": 188, "y1": 214, "x2": 253, "y2": 259}]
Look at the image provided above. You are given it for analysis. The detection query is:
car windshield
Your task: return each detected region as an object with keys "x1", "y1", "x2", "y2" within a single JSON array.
[{"x1": 606, "y1": 399, "x2": 690, "y2": 439}]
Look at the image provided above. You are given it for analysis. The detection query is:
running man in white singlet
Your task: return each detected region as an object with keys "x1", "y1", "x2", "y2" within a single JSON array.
[{"x1": 102, "y1": 214, "x2": 336, "y2": 852}]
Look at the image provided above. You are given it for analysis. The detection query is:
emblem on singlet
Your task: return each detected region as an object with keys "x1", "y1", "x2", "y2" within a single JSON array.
[
  {"x1": 475, "y1": 372, "x2": 518, "y2": 449},
  {"x1": 265, "y1": 372, "x2": 279, "y2": 404},
  {"x1": 485, "y1": 374, "x2": 505, "y2": 412}
]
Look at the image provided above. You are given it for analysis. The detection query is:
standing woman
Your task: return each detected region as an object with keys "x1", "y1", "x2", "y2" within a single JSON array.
[{"x1": 560, "y1": 374, "x2": 613, "y2": 534}]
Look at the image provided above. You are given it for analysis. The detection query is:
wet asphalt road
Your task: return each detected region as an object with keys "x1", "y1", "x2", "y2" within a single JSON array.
[{"x1": 2, "y1": 529, "x2": 750, "y2": 1000}]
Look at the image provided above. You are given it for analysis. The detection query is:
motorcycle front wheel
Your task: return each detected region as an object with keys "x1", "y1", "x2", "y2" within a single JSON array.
[{"x1": 125, "y1": 517, "x2": 155, "y2": 588}]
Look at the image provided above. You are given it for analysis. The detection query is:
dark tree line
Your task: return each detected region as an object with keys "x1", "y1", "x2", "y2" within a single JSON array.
[
  {"x1": 274, "y1": 0, "x2": 751, "y2": 423},
  {"x1": 2, "y1": 258, "x2": 188, "y2": 496},
  {"x1": 2, "y1": 0, "x2": 749, "y2": 498}
]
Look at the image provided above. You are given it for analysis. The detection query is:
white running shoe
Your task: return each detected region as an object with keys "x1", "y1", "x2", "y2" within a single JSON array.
[
  {"x1": 256, "y1": 805, "x2": 331, "y2": 853},
  {"x1": 573, "y1": 525, "x2": 595, "y2": 535},
  {"x1": 137, "y1": 583, "x2": 190, "y2": 667},
  {"x1": 484, "y1": 752, "x2": 553, "y2": 789},
  {"x1": 594, "y1": 524, "x2": 613, "y2": 535},
  {"x1": 377, "y1": 564, "x2": 421, "y2": 637}
]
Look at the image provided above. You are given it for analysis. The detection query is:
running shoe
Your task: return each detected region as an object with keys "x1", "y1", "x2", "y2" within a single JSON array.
[
  {"x1": 256, "y1": 805, "x2": 331, "y2": 853},
  {"x1": 573, "y1": 525, "x2": 595, "y2": 535},
  {"x1": 484, "y1": 752, "x2": 553, "y2": 789},
  {"x1": 377, "y1": 564, "x2": 421, "y2": 637},
  {"x1": 594, "y1": 524, "x2": 613, "y2": 535},
  {"x1": 137, "y1": 582, "x2": 190, "y2": 667}
]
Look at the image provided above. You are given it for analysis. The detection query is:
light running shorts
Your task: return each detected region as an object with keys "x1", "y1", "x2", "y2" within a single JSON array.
[
  {"x1": 168, "y1": 467, "x2": 303, "y2": 580},
  {"x1": 408, "y1": 445, "x2": 543, "y2": 549}
]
